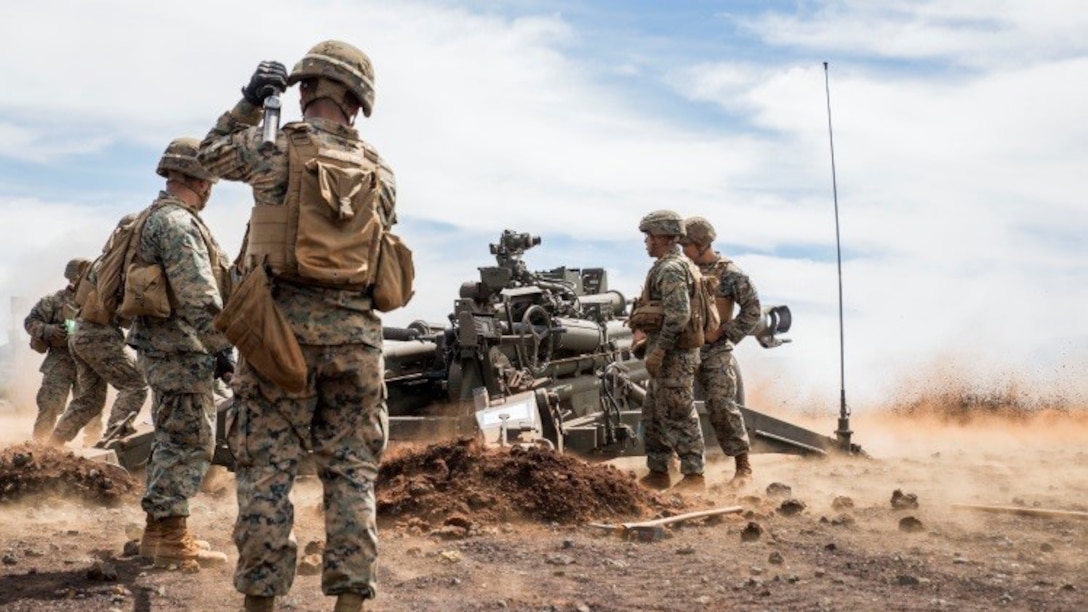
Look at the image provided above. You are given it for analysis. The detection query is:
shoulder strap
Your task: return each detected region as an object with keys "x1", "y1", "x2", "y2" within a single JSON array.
[
  {"x1": 284, "y1": 123, "x2": 319, "y2": 162},
  {"x1": 184, "y1": 210, "x2": 221, "y2": 269},
  {"x1": 125, "y1": 200, "x2": 173, "y2": 266}
]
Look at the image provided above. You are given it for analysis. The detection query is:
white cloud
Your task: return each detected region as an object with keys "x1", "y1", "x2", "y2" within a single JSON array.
[
  {"x1": 740, "y1": 0, "x2": 1088, "y2": 69},
  {"x1": 0, "y1": 123, "x2": 112, "y2": 163},
  {"x1": 671, "y1": 4, "x2": 1088, "y2": 407}
]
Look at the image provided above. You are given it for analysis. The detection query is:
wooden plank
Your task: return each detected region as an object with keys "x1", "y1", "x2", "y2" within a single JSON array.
[
  {"x1": 951, "y1": 503, "x2": 1088, "y2": 521},
  {"x1": 620, "y1": 506, "x2": 744, "y2": 529}
]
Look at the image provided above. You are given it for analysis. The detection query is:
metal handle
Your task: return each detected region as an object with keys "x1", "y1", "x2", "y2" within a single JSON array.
[{"x1": 259, "y1": 94, "x2": 282, "y2": 152}]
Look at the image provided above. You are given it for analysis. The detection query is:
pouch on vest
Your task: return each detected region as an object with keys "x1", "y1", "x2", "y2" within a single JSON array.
[
  {"x1": 628, "y1": 300, "x2": 665, "y2": 333},
  {"x1": 29, "y1": 335, "x2": 47, "y2": 354},
  {"x1": 214, "y1": 265, "x2": 307, "y2": 394},
  {"x1": 119, "y1": 262, "x2": 171, "y2": 319},
  {"x1": 372, "y1": 231, "x2": 415, "y2": 312},
  {"x1": 296, "y1": 156, "x2": 382, "y2": 285},
  {"x1": 80, "y1": 288, "x2": 111, "y2": 325}
]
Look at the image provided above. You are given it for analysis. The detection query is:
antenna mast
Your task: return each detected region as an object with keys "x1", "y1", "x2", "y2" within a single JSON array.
[{"x1": 823, "y1": 61, "x2": 852, "y2": 452}]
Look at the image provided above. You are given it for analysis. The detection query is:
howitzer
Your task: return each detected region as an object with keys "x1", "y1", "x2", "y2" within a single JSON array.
[{"x1": 381, "y1": 230, "x2": 844, "y2": 459}]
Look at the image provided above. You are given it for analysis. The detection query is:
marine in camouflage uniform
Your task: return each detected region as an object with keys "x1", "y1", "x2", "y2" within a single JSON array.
[
  {"x1": 633, "y1": 210, "x2": 705, "y2": 491},
  {"x1": 198, "y1": 41, "x2": 391, "y2": 612},
  {"x1": 128, "y1": 137, "x2": 231, "y2": 568},
  {"x1": 683, "y1": 217, "x2": 761, "y2": 484},
  {"x1": 23, "y1": 259, "x2": 87, "y2": 440},
  {"x1": 50, "y1": 257, "x2": 148, "y2": 446}
]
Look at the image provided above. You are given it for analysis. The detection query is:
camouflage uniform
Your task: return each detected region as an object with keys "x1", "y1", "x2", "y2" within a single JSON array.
[
  {"x1": 128, "y1": 191, "x2": 230, "y2": 520},
  {"x1": 51, "y1": 258, "x2": 148, "y2": 445},
  {"x1": 695, "y1": 254, "x2": 761, "y2": 457},
  {"x1": 640, "y1": 246, "x2": 705, "y2": 475},
  {"x1": 199, "y1": 100, "x2": 391, "y2": 597},
  {"x1": 23, "y1": 287, "x2": 79, "y2": 440},
  {"x1": 54, "y1": 320, "x2": 147, "y2": 442}
]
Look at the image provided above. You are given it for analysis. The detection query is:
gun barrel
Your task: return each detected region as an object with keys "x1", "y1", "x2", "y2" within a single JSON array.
[
  {"x1": 383, "y1": 326, "x2": 419, "y2": 341},
  {"x1": 574, "y1": 290, "x2": 627, "y2": 317}
]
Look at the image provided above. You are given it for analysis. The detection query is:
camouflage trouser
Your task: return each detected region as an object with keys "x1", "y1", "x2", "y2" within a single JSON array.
[
  {"x1": 642, "y1": 348, "x2": 705, "y2": 475},
  {"x1": 230, "y1": 343, "x2": 387, "y2": 599},
  {"x1": 696, "y1": 347, "x2": 750, "y2": 456},
  {"x1": 53, "y1": 324, "x2": 148, "y2": 443},
  {"x1": 139, "y1": 351, "x2": 217, "y2": 519},
  {"x1": 33, "y1": 357, "x2": 78, "y2": 440}
]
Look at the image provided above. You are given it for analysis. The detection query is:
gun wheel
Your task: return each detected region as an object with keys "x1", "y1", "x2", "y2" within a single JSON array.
[{"x1": 518, "y1": 305, "x2": 555, "y2": 376}]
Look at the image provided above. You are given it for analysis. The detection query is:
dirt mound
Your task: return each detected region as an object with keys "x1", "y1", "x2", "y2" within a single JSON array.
[
  {"x1": 0, "y1": 443, "x2": 138, "y2": 506},
  {"x1": 377, "y1": 438, "x2": 656, "y2": 527}
]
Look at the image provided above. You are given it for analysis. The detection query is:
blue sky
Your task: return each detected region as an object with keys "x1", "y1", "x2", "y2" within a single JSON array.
[{"x1": 3, "y1": 0, "x2": 1087, "y2": 411}]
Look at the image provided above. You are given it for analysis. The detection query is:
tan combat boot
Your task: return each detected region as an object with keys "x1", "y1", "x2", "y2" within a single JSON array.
[
  {"x1": 139, "y1": 514, "x2": 163, "y2": 559},
  {"x1": 244, "y1": 595, "x2": 275, "y2": 612},
  {"x1": 334, "y1": 593, "x2": 367, "y2": 612},
  {"x1": 638, "y1": 470, "x2": 672, "y2": 491},
  {"x1": 153, "y1": 516, "x2": 228, "y2": 569},
  {"x1": 672, "y1": 473, "x2": 706, "y2": 492},
  {"x1": 729, "y1": 453, "x2": 753, "y2": 487}
]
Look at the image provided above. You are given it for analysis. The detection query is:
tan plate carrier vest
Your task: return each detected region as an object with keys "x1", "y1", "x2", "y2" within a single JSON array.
[
  {"x1": 245, "y1": 123, "x2": 386, "y2": 290},
  {"x1": 629, "y1": 256, "x2": 720, "y2": 350}
]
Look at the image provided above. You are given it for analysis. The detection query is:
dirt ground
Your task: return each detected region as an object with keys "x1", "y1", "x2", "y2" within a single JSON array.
[{"x1": 0, "y1": 406, "x2": 1086, "y2": 611}]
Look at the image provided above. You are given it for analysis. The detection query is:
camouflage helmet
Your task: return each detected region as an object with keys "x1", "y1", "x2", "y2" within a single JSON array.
[
  {"x1": 64, "y1": 258, "x2": 90, "y2": 282},
  {"x1": 156, "y1": 138, "x2": 216, "y2": 182},
  {"x1": 288, "y1": 40, "x2": 376, "y2": 117},
  {"x1": 638, "y1": 210, "x2": 686, "y2": 237},
  {"x1": 683, "y1": 216, "x2": 717, "y2": 245}
]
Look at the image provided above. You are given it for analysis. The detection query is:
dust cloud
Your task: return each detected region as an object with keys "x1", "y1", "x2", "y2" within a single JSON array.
[{"x1": 730, "y1": 353, "x2": 1088, "y2": 531}]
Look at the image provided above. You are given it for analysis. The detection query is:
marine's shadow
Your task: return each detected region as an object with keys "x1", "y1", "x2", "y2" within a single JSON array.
[{"x1": 0, "y1": 551, "x2": 154, "y2": 611}]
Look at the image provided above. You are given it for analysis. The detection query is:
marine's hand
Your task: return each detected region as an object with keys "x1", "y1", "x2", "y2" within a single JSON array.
[
  {"x1": 242, "y1": 61, "x2": 288, "y2": 106},
  {"x1": 48, "y1": 325, "x2": 67, "y2": 344},
  {"x1": 631, "y1": 329, "x2": 648, "y2": 359},
  {"x1": 644, "y1": 348, "x2": 665, "y2": 378},
  {"x1": 214, "y1": 349, "x2": 237, "y2": 382},
  {"x1": 757, "y1": 334, "x2": 790, "y2": 349}
]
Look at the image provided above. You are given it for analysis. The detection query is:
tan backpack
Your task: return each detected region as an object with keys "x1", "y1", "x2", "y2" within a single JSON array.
[
  {"x1": 678, "y1": 258, "x2": 721, "y2": 349},
  {"x1": 82, "y1": 203, "x2": 227, "y2": 325},
  {"x1": 79, "y1": 211, "x2": 152, "y2": 326}
]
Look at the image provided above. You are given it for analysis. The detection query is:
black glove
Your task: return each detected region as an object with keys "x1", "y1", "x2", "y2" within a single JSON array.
[
  {"x1": 214, "y1": 349, "x2": 237, "y2": 381},
  {"x1": 242, "y1": 61, "x2": 288, "y2": 107}
]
